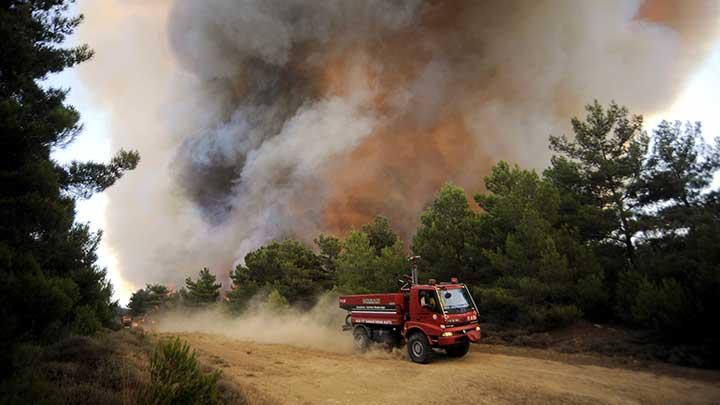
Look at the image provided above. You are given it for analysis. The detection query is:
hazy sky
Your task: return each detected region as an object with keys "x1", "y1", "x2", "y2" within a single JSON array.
[{"x1": 49, "y1": 30, "x2": 720, "y2": 306}]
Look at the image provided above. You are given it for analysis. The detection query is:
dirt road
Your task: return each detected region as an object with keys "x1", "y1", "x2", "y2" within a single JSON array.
[{"x1": 167, "y1": 333, "x2": 720, "y2": 405}]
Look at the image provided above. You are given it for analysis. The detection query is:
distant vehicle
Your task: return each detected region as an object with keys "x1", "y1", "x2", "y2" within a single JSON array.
[
  {"x1": 339, "y1": 256, "x2": 481, "y2": 364},
  {"x1": 121, "y1": 315, "x2": 132, "y2": 328}
]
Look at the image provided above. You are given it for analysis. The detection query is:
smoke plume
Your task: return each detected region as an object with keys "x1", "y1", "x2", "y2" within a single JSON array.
[{"x1": 75, "y1": 0, "x2": 719, "y2": 290}]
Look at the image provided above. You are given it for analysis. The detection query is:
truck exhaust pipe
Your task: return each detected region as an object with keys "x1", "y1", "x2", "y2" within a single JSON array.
[{"x1": 408, "y1": 255, "x2": 421, "y2": 285}]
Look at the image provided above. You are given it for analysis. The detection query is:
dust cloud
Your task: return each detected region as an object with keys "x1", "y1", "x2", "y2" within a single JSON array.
[{"x1": 155, "y1": 293, "x2": 354, "y2": 353}]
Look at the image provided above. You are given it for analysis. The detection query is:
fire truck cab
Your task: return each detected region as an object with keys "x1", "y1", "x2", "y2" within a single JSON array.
[{"x1": 404, "y1": 282, "x2": 481, "y2": 362}]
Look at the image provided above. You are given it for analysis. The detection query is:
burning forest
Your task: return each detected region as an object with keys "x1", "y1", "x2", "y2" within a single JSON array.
[{"x1": 73, "y1": 0, "x2": 720, "y2": 288}]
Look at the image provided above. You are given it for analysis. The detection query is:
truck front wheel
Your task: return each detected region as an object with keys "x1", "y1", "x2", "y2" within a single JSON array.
[
  {"x1": 407, "y1": 332, "x2": 432, "y2": 364},
  {"x1": 445, "y1": 340, "x2": 470, "y2": 358}
]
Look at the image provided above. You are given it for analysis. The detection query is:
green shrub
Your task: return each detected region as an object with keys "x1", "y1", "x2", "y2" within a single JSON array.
[
  {"x1": 71, "y1": 305, "x2": 103, "y2": 336},
  {"x1": 472, "y1": 284, "x2": 581, "y2": 330},
  {"x1": 472, "y1": 286, "x2": 523, "y2": 324},
  {"x1": 615, "y1": 270, "x2": 645, "y2": 324},
  {"x1": 142, "y1": 338, "x2": 221, "y2": 405},
  {"x1": 575, "y1": 272, "x2": 610, "y2": 319},
  {"x1": 224, "y1": 282, "x2": 260, "y2": 313},
  {"x1": 0, "y1": 343, "x2": 58, "y2": 404},
  {"x1": 1, "y1": 333, "x2": 156, "y2": 404},
  {"x1": 45, "y1": 336, "x2": 110, "y2": 366},
  {"x1": 631, "y1": 278, "x2": 694, "y2": 335},
  {"x1": 528, "y1": 305, "x2": 581, "y2": 330},
  {"x1": 265, "y1": 288, "x2": 290, "y2": 313}
]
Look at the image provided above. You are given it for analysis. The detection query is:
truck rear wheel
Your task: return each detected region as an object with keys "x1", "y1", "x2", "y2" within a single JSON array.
[
  {"x1": 353, "y1": 326, "x2": 370, "y2": 352},
  {"x1": 407, "y1": 332, "x2": 432, "y2": 364},
  {"x1": 445, "y1": 340, "x2": 470, "y2": 358}
]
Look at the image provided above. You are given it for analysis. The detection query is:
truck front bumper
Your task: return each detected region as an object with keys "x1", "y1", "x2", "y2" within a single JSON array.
[{"x1": 436, "y1": 325, "x2": 481, "y2": 346}]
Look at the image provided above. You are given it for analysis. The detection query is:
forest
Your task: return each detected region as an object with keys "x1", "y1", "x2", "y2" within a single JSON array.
[{"x1": 132, "y1": 101, "x2": 720, "y2": 358}]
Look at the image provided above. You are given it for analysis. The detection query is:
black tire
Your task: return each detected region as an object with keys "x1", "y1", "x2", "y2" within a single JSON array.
[
  {"x1": 345, "y1": 313, "x2": 352, "y2": 327},
  {"x1": 445, "y1": 340, "x2": 470, "y2": 358},
  {"x1": 353, "y1": 326, "x2": 371, "y2": 352},
  {"x1": 407, "y1": 332, "x2": 432, "y2": 364}
]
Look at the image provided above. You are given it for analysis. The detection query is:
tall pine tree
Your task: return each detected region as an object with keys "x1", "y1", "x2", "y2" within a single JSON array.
[
  {"x1": 546, "y1": 101, "x2": 648, "y2": 269},
  {"x1": 0, "y1": 0, "x2": 139, "y2": 377}
]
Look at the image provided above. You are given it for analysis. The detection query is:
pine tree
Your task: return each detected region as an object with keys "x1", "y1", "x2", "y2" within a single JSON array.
[
  {"x1": 336, "y1": 230, "x2": 405, "y2": 294},
  {"x1": 0, "y1": 0, "x2": 139, "y2": 378},
  {"x1": 185, "y1": 268, "x2": 221, "y2": 305},
  {"x1": 128, "y1": 284, "x2": 169, "y2": 315},
  {"x1": 546, "y1": 101, "x2": 648, "y2": 269},
  {"x1": 128, "y1": 288, "x2": 150, "y2": 316},
  {"x1": 473, "y1": 162, "x2": 607, "y2": 328},
  {"x1": 412, "y1": 183, "x2": 486, "y2": 283},
  {"x1": 638, "y1": 121, "x2": 720, "y2": 228},
  {"x1": 231, "y1": 240, "x2": 329, "y2": 308},
  {"x1": 314, "y1": 234, "x2": 341, "y2": 275},
  {"x1": 361, "y1": 216, "x2": 398, "y2": 254},
  {"x1": 620, "y1": 121, "x2": 720, "y2": 339}
]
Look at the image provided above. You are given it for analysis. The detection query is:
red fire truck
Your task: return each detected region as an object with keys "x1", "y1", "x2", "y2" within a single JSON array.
[{"x1": 339, "y1": 257, "x2": 481, "y2": 364}]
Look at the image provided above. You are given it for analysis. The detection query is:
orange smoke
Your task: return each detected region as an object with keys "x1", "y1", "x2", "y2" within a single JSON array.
[
  {"x1": 313, "y1": 2, "x2": 483, "y2": 237},
  {"x1": 323, "y1": 116, "x2": 486, "y2": 237},
  {"x1": 638, "y1": 0, "x2": 716, "y2": 39}
]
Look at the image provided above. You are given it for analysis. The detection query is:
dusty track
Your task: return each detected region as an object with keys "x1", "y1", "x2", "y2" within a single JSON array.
[{"x1": 172, "y1": 333, "x2": 720, "y2": 405}]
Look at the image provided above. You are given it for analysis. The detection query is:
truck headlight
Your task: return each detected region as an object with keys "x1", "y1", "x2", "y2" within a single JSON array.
[
  {"x1": 441, "y1": 331, "x2": 453, "y2": 337},
  {"x1": 475, "y1": 326, "x2": 481, "y2": 331}
]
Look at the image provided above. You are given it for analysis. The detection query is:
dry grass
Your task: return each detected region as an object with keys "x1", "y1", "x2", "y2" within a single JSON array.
[
  {"x1": 25, "y1": 330, "x2": 253, "y2": 404},
  {"x1": 40, "y1": 332, "x2": 152, "y2": 404}
]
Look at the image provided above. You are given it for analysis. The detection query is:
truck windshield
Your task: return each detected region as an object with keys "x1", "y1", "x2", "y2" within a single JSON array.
[{"x1": 438, "y1": 287, "x2": 474, "y2": 314}]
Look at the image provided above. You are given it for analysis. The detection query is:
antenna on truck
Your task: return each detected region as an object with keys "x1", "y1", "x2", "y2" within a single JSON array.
[{"x1": 408, "y1": 255, "x2": 421, "y2": 285}]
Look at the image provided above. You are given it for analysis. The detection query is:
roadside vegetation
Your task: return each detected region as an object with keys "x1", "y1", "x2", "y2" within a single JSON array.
[
  {"x1": 0, "y1": 1, "x2": 247, "y2": 403},
  {"x1": 142, "y1": 337, "x2": 222, "y2": 405},
  {"x1": 0, "y1": 0, "x2": 143, "y2": 402},
  {"x1": 132, "y1": 102, "x2": 720, "y2": 368},
  {"x1": 0, "y1": 330, "x2": 245, "y2": 405},
  {"x1": 0, "y1": 331, "x2": 151, "y2": 404}
]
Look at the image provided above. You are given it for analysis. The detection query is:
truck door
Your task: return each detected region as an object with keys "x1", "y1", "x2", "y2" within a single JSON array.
[{"x1": 411, "y1": 288, "x2": 442, "y2": 325}]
